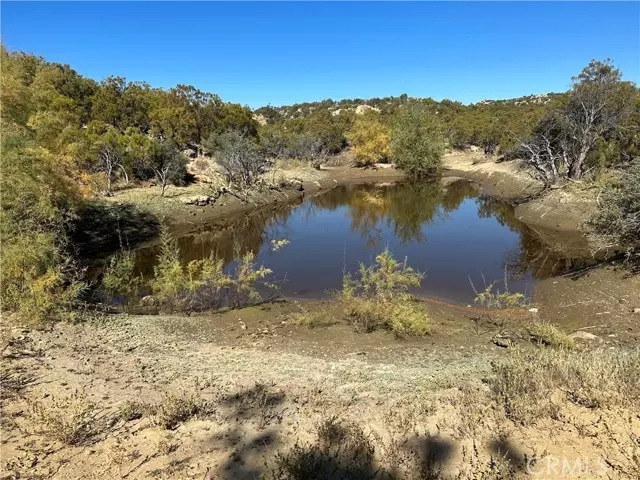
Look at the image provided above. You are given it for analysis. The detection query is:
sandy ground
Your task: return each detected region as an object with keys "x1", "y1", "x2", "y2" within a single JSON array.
[{"x1": 2, "y1": 301, "x2": 639, "y2": 479}]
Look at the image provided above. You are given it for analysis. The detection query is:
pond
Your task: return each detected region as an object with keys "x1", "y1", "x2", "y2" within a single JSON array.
[{"x1": 134, "y1": 179, "x2": 595, "y2": 305}]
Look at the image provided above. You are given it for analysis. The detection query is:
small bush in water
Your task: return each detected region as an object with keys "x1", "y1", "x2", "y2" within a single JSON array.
[
  {"x1": 151, "y1": 229, "x2": 273, "y2": 313},
  {"x1": 101, "y1": 250, "x2": 143, "y2": 311}
]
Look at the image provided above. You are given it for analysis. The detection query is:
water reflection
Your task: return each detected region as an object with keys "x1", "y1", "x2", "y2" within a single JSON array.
[{"x1": 133, "y1": 179, "x2": 595, "y2": 303}]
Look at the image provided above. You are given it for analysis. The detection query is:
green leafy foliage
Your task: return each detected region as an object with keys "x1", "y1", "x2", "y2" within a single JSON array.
[
  {"x1": 389, "y1": 103, "x2": 445, "y2": 177},
  {"x1": 101, "y1": 250, "x2": 143, "y2": 311}
]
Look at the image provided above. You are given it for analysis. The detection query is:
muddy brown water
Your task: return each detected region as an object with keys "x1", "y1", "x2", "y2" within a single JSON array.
[{"x1": 133, "y1": 179, "x2": 596, "y2": 304}]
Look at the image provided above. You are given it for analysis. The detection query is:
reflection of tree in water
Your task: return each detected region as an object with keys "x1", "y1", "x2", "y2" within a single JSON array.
[
  {"x1": 134, "y1": 204, "x2": 296, "y2": 277},
  {"x1": 476, "y1": 196, "x2": 595, "y2": 279},
  {"x1": 310, "y1": 180, "x2": 477, "y2": 248}
]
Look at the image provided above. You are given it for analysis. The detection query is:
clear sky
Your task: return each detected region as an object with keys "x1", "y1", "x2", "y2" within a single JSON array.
[{"x1": 2, "y1": 2, "x2": 639, "y2": 108}]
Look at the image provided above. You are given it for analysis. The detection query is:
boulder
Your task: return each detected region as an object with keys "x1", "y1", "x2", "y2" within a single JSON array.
[
  {"x1": 181, "y1": 195, "x2": 212, "y2": 206},
  {"x1": 140, "y1": 295, "x2": 157, "y2": 306}
]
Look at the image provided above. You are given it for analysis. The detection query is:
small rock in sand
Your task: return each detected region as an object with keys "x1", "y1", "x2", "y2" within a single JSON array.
[{"x1": 570, "y1": 331, "x2": 601, "y2": 342}]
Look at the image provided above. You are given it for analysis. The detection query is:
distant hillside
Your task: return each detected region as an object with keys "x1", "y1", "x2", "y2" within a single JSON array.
[{"x1": 254, "y1": 93, "x2": 564, "y2": 122}]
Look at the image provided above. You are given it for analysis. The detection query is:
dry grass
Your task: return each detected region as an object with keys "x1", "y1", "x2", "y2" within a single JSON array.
[
  {"x1": 29, "y1": 391, "x2": 108, "y2": 445},
  {"x1": 490, "y1": 348, "x2": 640, "y2": 424},
  {"x1": 152, "y1": 391, "x2": 211, "y2": 430},
  {"x1": 267, "y1": 158, "x2": 324, "y2": 184},
  {"x1": 0, "y1": 365, "x2": 34, "y2": 400},
  {"x1": 119, "y1": 400, "x2": 150, "y2": 422},
  {"x1": 527, "y1": 320, "x2": 575, "y2": 349},
  {"x1": 284, "y1": 305, "x2": 338, "y2": 329},
  {"x1": 343, "y1": 297, "x2": 432, "y2": 336},
  {"x1": 267, "y1": 417, "x2": 376, "y2": 480}
]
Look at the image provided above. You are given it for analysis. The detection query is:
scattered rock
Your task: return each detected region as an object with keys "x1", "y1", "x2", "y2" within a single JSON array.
[
  {"x1": 140, "y1": 295, "x2": 156, "y2": 306},
  {"x1": 632, "y1": 307, "x2": 640, "y2": 314},
  {"x1": 528, "y1": 307, "x2": 539, "y2": 313},
  {"x1": 492, "y1": 334, "x2": 515, "y2": 348},
  {"x1": 570, "y1": 331, "x2": 601, "y2": 342}
]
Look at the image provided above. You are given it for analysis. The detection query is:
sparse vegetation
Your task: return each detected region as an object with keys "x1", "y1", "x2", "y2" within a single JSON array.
[
  {"x1": 527, "y1": 320, "x2": 575, "y2": 349},
  {"x1": 341, "y1": 249, "x2": 431, "y2": 336},
  {"x1": 152, "y1": 391, "x2": 210, "y2": 430},
  {"x1": 29, "y1": 392, "x2": 106, "y2": 445},
  {"x1": 469, "y1": 271, "x2": 527, "y2": 312},
  {"x1": 119, "y1": 400, "x2": 149, "y2": 422},
  {"x1": 490, "y1": 348, "x2": 640, "y2": 424},
  {"x1": 285, "y1": 306, "x2": 337, "y2": 329},
  {"x1": 268, "y1": 417, "x2": 375, "y2": 480}
]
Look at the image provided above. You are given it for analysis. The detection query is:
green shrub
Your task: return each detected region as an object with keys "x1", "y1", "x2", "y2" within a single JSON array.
[
  {"x1": 341, "y1": 249, "x2": 430, "y2": 336},
  {"x1": 389, "y1": 103, "x2": 445, "y2": 177},
  {"x1": 587, "y1": 161, "x2": 640, "y2": 257},
  {"x1": 343, "y1": 248, "x2": 423, "y2": 302},
  {"x1": 345, "y1": 297, "x2": 431, "y2": 336},
  {"x1": 151, "y1": 229, "x2": 273, "y2": 313},
  {"x1": 0, "y1": 131, "x2": 85, "y2": 324},
  {"x1": 527, "y1": 320, "x2": 575, "y2": 349},
  {"x1": 229, "y1": 249, "x2": 275, "y2": 307},
  {"x1": 151, "y1": 228, "x2": 232, "y2": 313},
  {"x1": 101, "y1": 250, "x2": 143, "y2": 310}
]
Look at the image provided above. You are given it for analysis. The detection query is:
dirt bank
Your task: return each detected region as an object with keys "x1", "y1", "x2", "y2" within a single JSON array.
[
  {"x1": 106, "y1": 166, "x2": 405, "y2": 238},
  {"x1": 443, "y1": 152, "x2": 596, "y2": 233}
]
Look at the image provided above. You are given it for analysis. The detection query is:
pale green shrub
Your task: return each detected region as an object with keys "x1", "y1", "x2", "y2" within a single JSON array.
[
  {"x1": 151, "y1": 229, "x2": 273, "y2": 313},
  {"x1": 341, "y1": 249, "x2": 430, "y2": 336},
  {"x1": 101, "y1": 250, "x2": 143, "y2": 310},
  {"x1": 527, "y1": 320, "x2": 575, "y2": 349},
  {"x1": 29, "y1": 392, "x2": 104, "y2": 445},
  {"x1": 469, "y1": 271, "x2": 526, "y2": 311}
]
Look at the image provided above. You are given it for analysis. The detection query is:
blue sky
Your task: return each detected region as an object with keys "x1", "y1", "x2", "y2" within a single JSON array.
[{"x1": 2, "y1": 2, "x2": 638, "y2": 108}]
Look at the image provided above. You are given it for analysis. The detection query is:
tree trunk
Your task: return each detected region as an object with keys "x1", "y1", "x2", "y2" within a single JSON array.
[
  {"x1": 119, "y1": 165, "x2": 129, "y2": 184},
  {"x1": 569, "y1": 147, "x2": 589, "y2": 179}
]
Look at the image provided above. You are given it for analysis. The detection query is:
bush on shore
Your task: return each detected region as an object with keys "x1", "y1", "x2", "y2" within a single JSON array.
[
  {"x1": 341, "y1": 249, "x2": 431, "y2": 336},
  {"x1": 587, "y1": 160, "x2": 640, "y2": 259}
]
